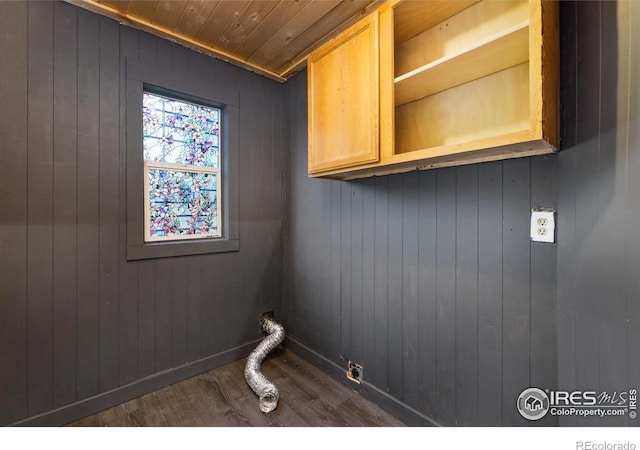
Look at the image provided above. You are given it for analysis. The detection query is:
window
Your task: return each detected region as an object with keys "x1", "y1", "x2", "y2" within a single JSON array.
[
  {"x1": 143, "y1": 92, "x2": 222, "y2": 241},
  {"x1": 126, "y1": 59, "x2": 239, "y2": 260}
]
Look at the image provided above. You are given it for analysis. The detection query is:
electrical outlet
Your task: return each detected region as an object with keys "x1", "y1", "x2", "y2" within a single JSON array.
[
  {"x1": 531, "y1": 208, "x2": 555, "y2": 243},
  {"x1": 346, "y1": 361, "x2": 363, "y2": 384}
]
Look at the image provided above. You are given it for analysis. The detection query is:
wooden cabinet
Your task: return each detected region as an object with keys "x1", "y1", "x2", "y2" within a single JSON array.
[
  {"x1": 307, "y1": 13, "x2": 379, "y2": 174},
  {"x1": 307, "y1": 0, "x2": 559, "y2": 180}
]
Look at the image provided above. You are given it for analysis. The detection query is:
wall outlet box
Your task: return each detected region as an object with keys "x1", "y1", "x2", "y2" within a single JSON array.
[
  {"x1": 530, "y1": 208, "x2": 555, "y2": 243},
  {"x1": 346, "y1": 361, "x2": 363, "y2": 384}
]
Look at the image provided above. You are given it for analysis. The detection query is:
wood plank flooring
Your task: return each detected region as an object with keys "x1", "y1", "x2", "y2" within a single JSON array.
[{"x1": 67, "y1": 349, "x2": 406, "y2": 427}]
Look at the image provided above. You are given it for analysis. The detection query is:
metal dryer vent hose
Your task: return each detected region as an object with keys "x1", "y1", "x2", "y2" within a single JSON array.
[{"x1": 244, "y1": 314, "x2": 285, "y2": 413}]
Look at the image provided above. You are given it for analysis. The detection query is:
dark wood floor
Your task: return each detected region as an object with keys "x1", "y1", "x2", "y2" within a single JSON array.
[{"x1": 67, "y1": 349, "x2": 406, "y2": 427}]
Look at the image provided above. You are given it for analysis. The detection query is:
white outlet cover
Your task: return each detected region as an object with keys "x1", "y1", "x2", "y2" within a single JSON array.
[{"x1": 531, "y1": 209, "x2": 555, "y2": 243}]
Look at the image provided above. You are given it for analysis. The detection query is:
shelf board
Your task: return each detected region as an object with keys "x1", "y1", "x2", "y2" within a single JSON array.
[{"x1": 394, "y1": 20, "x2": 529, "y2": 106}]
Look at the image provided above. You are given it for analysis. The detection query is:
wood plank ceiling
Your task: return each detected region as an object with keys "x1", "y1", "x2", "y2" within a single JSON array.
[{"x1": 66, "y1": 0, "x2": 382, "y2": 82}]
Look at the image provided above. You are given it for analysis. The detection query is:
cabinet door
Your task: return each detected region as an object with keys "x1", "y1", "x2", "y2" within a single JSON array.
[{"x1": 307, "y1": 13, "x2": 379, "y2": 175}]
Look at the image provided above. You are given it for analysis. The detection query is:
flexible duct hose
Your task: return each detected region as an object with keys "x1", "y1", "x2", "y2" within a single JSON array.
[{"x1": 244, "y1": 314, "x2": 285, "y2": 413}]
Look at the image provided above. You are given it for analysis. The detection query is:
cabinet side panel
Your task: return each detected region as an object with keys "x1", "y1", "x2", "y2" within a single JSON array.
[{"x1": 529, "y1": 0, "x2": 559, "y2": 146}]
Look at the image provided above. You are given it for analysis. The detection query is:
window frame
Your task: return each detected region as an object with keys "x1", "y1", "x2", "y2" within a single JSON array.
[
  {"x1": 142, "y1": 90, "x2": 222, "y2": 242},
  {"x1": 126, "y1": 59, "x2": 239, "y2": 260}
]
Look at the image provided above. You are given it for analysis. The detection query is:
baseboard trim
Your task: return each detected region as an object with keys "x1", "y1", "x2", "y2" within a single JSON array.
[
  {"x1": 284, "y1": 336, "x2": 441, "y2": 427},
  {"x1": 11, "y1": 340, "x2": 261, "y2": 427}
]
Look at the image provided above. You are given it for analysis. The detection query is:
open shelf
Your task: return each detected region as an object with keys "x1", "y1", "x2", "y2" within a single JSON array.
[
  {"x1": 391, "y1": 0, "x2": 536, "y2": 158},
  {"x1": 394, "y1": 21, "x2": 529, "y2": 106},
  {"x1": 395, "y1": 62, "x2": 531, "y2": 154}
]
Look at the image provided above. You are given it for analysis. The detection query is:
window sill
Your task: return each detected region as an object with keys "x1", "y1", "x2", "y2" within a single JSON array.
[{"x1": 127, "y1": 237, "x2": 239, "y2": 261}]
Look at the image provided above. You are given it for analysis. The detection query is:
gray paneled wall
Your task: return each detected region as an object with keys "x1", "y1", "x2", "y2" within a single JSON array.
[
  {"x1": 283, "y1": 0, "x2": 640, "y2": 427},
  {"x1": 557, "y1": 0, "x2": 640, "y2": 426},
  {"x1": 0, "y1": 1, "x2": 285, "y2": 426},
  {"x1": 1, "y1": 0, "x2": 639, "y2": 428},
  {"x1": 283, "y1": 73, "x2": 558, "y2": 426}
]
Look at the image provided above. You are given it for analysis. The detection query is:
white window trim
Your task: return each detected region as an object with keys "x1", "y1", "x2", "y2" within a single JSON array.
[{"x1": 143, "y1": 161, "x2": 222, "y2": 242}]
